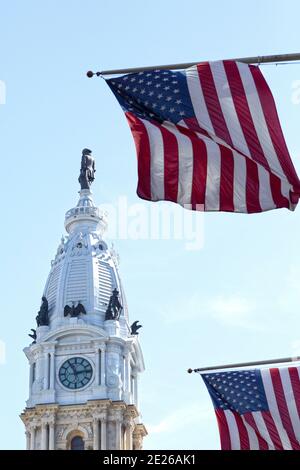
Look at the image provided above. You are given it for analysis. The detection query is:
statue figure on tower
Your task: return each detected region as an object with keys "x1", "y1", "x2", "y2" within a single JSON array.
[
  {"x1": 36, "y1": 296, "x2": 49, "y2": 327},
  {"x1": 78, "y1": 148, "x2": 96, "y2": 190},
  {"x1": 105, "y1": 288, "x2": 123, "y2": 321}
]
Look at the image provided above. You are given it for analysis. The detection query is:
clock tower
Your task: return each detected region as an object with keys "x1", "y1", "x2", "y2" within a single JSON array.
[{"x1": 20, "y1": 149, "x2": 147, "y2": 450}]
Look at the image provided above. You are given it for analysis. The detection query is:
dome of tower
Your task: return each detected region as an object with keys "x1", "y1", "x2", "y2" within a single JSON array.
[{"x1": 43, "y1": 188, "x2": 129, "y2": 333}]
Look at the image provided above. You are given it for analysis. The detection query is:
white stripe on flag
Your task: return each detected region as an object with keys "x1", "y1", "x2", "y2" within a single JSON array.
[
  {"x1": 232, "y1": 150, "x2": 247, "y2": 212},
  {"x1": 241, "y1": 416, "x2": 259, "y2": 449},
  {"x1": 203, "y1": 139, "x2": 221, "y2": 211},
  {"x1": 186, "y1": 65, "x2": 215, "y2": 135},
  {"x1": 224, "y1": 410, "x2": 241, "y2": 450},
  {"x1": 252, "y1": 412, "x2": 275, "y2": 450},
  {"x1": 257, "y1": 165, "x2": 275, "y2": 211},
  {"x1": 279, "y1": 367, "x2": 300, "y2": 442},
  {"x1": 261, "y1": 368, "x2": 293, "y2": 450},
  {"x1": 209, "y1": 61, "x2": 250, "y2": 158},
  {"x1": 142, "y1": 119, "x2": 165, "y2": 201},
  {"x1": 163, "y1": 122, "x2": 193, "y2": 205}
]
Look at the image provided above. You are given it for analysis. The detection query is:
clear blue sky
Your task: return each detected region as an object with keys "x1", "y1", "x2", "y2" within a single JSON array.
[{"x1": 1, "y1": 0, "x2": 300, "y2": 449}]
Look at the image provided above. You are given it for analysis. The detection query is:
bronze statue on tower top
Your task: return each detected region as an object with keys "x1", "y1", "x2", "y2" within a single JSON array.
[{"x1": 78, "y1": 148, "x2": 96, "y2": 190}]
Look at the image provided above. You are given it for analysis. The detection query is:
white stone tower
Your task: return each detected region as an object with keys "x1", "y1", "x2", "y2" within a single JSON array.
[{"x1": 20, "y1": 149, "x2": 147, "y2": 450}]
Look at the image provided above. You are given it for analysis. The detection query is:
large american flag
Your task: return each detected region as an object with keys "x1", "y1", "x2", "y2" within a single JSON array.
[
  {"x1": 106, "y1": 61, "x2": 300, "y2": 213},
  {"x1": 201, "y1": 366, "x2": 300, "y2": 450}
]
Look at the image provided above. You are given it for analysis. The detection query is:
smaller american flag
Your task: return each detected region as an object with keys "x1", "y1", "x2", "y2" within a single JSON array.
[{"x1": 200, "y1": 366, "x2": 300, "y2": 450}]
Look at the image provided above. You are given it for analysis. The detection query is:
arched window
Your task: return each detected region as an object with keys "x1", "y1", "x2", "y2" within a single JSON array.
[{"x1": 71, "y1": 435, "x2": 84, "y2": 450}]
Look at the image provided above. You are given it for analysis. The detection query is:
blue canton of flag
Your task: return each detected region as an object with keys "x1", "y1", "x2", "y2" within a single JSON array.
[
  {"x1": 202, "y1": 370, "x2": 269, "y2": 414},
  {"x1": 107, "y1": 69, "x2": 194, "y2": 124}
]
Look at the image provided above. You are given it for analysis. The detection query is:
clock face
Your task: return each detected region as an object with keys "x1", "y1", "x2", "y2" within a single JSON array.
[{"x1": 59, "y1": 357, "x2": 93, "y2": 390}]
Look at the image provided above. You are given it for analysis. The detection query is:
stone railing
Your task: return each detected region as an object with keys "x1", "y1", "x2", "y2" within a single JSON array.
[{"x1": 65, "y1": 206, "x2": 100, "y2": 219}]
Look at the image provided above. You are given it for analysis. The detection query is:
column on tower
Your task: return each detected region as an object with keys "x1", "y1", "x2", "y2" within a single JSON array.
[
  {"x1": 41, "y1": 421, "x2": 48, "y2": 450},
  {"x1": 44, "y1": 352, "x2": 50, "y2": 390},
  {"x1": 100, "y1": 417, "x2": 107, "y2": 450},
  {"x1": 35, "y1": 354, "x2": 44, "y2": 390},
  {"x1": 29, "y1": 362, "x2": 34, "y2": 399},
  {"x1": 25, "y1": 430, "x2": 30, "y2": 450},
  {"x1": 124, "y1": 420, "x2": 134, "y2": 450},
  {"x1": 100, "y1": 344, "x2": 106, "y2": 386},
  {"x1": 95, "y1": 348, "x2": 100, "y2": 386},
  {"x1": 49, "y1": 351, "x2": 55, "y2": 389},
  {"x1": 133, "y1": 369, "x2": 138, "y2": 406},
  {"x1": 124, "y1": 349, "x2": 131, "y2": 400},
  {"x1": 30, "y1": 425, "x2": 36, "y2": 450},
  {"x1": 49, "y1": 422, "x2": 55, "y2": 450},
  {"x1": 115, "y1": 419, "x2": 122, "y2": 450},
  {"x1": 93, "y1": 417, "x2": 100, "y2": 450}
]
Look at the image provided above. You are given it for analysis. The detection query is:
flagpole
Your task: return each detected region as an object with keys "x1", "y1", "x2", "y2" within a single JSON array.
[
  {"x1": 187, "y1": 356, "x2": 300, "y2": 374},
  {"x1": 87, "y1": 52, "x2": 300, "y2": 77}
]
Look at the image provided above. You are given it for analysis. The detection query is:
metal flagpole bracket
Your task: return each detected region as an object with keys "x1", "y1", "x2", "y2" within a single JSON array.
[
  {"x1": 187, "y1": 356, "x2": 300, "y2": 374},
  {"x1": 86, "y1": 71, "x2": 103, "y2": 78}
]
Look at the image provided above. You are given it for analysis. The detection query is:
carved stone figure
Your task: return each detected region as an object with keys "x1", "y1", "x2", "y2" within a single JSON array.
[
  {"x1": 36, "y1": 296, "x2": 49, "y2": 327},
  {"x1": 28, "y1": 328, "x2": 37, "y2": 344},
  {"x1": 78, "y1": 148, "x2": 96, "y2": 190},
  {"x1": 130, "y1": 321, "x2": 142, "y2": 335},
  {"x1": 56, "y1": 426, "x2": 66, "y2": 440},
  {"x1": 105, "y1": 289, "x2": 123, "y2": 321},
  {"x1": 64, "y1": 301, "x2": 86, "y2": 318}
]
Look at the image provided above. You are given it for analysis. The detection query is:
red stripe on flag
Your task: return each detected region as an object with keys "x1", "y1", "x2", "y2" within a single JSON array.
[
  {"x1": 191, "y1": 137, "x2": 207, "y2": 209},
  {"x1": 261, "y1": 411, "x2": 284, "y2": 450},
  {"x1": 219, "y1": 146, "x2": 234, "y2": 212},
  {"x1": 184, "y1": 117, "x2": 211, "y2": 138},
  {"x1": 250, "y1": 66, "x2": 300, "y2": 192},
  {"x1": 197, "y1": 63, "x2": 233, "y2": 147},
  {"x1": 243, "y1": 413, "x2": 269, "y2": 450},
  {"x1": 153, "y1": 123, "x2": 179, "y2": 202},
  {"x1": 234, "y1": 412, "x2": 250, "y2": 450},
  {"x1": 215, "y1": 409, "x2": 232, "y2": 450},
  {"x1": 269, "y1": 173, "x2": 290, "y2": 209},
  {"x1": 270, "y1": 368, "x2": 300, "y2": 449},
  {"x1": 245, "y1": 159, "x2": 262, "y2": 213},
  {"x1": 288, "y1": 367, "x2": 300, "y2": 419},
  {"x1": 126, "y1": 113, "x2": 151, "y2": 200}
]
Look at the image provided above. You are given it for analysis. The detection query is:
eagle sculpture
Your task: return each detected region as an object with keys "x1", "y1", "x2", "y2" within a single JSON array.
[
  {"x1": 64, "y1": 302, "x2": 86, "y2": 318},
  {"x1": 28, "y1": 328, "x2": 37, "y2": 343},
  {"x1": 130, "y1": 321, "x2": 142, "y2": 335}
]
